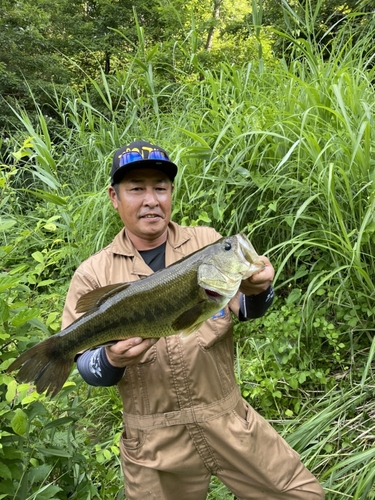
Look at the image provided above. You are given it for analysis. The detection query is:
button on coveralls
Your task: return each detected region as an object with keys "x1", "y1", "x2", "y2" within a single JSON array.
[{"x1": 62, "y1": 222, "x2": 325, "y2": 500}]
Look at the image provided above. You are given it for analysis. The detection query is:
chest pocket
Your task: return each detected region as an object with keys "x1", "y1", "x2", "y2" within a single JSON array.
[{"x1": 194, "y1": 306, "x2": 233, "y2": 349}]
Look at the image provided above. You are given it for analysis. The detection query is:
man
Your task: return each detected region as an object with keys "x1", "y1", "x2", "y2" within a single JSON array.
[{"x1": 62, "y1": 140, "x2": 325, "y2": 500}]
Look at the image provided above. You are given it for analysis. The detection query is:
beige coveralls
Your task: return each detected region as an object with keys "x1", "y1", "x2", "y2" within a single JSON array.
[{"x1": 62, "y1": 222, "x2": 325, "y2": 500}]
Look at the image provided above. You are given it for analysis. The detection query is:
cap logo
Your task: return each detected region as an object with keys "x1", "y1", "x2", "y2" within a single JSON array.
[{"x1": 118, "y1": 146, "x2": 155, "y2": 162}]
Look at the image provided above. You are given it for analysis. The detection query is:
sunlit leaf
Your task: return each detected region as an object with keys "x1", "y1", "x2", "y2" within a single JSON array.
[{"x1": 11, "y1": 408, "x2": 28, "y2": 436}]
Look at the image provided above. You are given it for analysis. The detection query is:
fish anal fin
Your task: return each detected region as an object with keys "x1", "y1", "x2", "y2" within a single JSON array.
[
  {"x1": 172, "y1": 302, "x2": 207, "y2": 337},
  {"x1": 75, "y1": 283, "x2": 131, "y2": 313}
]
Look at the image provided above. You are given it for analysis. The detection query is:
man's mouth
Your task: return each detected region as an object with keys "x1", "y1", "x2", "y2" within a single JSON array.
[{"x1": 141, "y1": 214, "x2": 162, "y2": 219}]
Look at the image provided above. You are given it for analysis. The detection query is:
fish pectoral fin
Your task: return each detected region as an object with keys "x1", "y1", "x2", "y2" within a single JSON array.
[
  {"x1": 171, "y1": 302, "x2": 207, "y2": 336},
  {"x1": 75, "y1": 283, "x2": 131, "y2": 313},
  {"x1": 180, "y1": 321, "x2": 205, "y2": 339}
]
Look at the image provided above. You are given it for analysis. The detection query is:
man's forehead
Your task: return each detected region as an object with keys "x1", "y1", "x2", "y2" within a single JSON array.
[{"x1": 122, "y1": 168, "x2": 171, "y2": 183}]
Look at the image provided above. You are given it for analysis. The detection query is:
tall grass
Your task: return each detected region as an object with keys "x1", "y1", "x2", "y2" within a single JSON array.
[{"x1": 1, "y1": 5, "x2": 375, "y2": 498}]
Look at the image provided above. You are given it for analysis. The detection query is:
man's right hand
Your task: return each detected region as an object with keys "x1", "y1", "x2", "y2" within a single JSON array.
[{"x1": 105, "y1": 338, "x2": 158, "y2": 368}]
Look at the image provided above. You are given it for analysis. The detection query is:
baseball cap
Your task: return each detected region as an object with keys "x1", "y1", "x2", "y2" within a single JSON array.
[{"x1": 111, "y1": 140, "x2": 178, "y2": 185}]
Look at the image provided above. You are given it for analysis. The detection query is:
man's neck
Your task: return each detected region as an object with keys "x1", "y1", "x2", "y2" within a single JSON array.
[{"x1": 126, "y1": 229, "x2": 168, "y2": 251}]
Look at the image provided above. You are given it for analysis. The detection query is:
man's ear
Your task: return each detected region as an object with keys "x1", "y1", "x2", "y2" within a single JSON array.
[{"x1": 108, "y1": 185, "x2": 118, "y2": 209}]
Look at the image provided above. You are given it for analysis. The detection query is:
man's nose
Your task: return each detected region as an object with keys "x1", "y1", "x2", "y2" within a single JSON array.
[{"x1": 143, "y1": 189, "x2": 158, "y2": 205}]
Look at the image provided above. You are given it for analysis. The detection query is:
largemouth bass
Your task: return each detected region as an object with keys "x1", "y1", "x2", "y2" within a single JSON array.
[{"x1": 7, "y1": 234, "x2": 265, "y2": 397}]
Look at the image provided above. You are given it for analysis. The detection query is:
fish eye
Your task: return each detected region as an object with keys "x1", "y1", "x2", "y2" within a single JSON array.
[{"x1": 224, "y1": 242, "x2": 232, "y2": 251}]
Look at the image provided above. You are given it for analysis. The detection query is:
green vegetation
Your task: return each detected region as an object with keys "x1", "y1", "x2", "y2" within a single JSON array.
[{"x1": 1, "y1": 1, "x2": 375, "y2": 498}]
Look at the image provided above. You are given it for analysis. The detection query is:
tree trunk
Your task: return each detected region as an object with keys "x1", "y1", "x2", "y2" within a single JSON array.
[
  {"x1": 205, "y1": 0, "x2": 221, "y2": 51},
  {"x1": 104, "y1": 51, "x2": 110, "y2": 74}
]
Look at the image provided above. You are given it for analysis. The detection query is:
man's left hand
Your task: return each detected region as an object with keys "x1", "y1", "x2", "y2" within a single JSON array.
[{"x1": 239, "y1": 256, "x2": 274, "y2": 296}]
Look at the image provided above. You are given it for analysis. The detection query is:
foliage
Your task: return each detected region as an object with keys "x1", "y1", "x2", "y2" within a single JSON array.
[{"x1": 1, "y1": 1, "x2": 375, "y2": 498}]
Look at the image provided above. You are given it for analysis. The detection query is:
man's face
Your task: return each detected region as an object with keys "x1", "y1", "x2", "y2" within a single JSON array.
[{"x1": 108, "y1": 168, "x2": 174, "y2": 245}]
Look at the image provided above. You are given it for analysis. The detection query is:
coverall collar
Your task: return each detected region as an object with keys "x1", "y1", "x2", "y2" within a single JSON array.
[{"x1": 109, "y1": 221, "x2": 191, "y2": 276}]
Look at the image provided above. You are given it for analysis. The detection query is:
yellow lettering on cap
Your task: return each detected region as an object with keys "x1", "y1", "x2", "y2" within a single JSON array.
[
  {"x1": 141, "y1": 146, "x2": 153, "y2": 155},
  {"x1": 119, "y1": 146, "x2": 157, "y2": 160}
]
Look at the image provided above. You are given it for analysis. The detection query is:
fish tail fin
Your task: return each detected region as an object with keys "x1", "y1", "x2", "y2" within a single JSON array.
[{"x1": 7, "y1": 336, "x2": 74, "y2": 398}]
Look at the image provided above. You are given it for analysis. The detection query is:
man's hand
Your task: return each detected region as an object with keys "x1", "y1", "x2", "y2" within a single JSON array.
[
  {"x1": 105, "y1": 338, "x2": 158, "y2": 368},
  {"x1": 239, "y1": 256, "x2": 274, "y2": 296}
]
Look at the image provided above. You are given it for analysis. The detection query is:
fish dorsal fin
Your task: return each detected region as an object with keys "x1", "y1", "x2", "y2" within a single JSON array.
[
  {"x1": 75, "y1": 283, "x2": 131, "y2": 313},
  {"x1": 171, "y1": 302, "x2": 207, "y2": 336}
]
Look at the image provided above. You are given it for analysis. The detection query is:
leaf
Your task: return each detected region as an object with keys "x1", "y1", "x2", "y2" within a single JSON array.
[
  {"x1": 21, "y1": 189, "x2": 67, "y2": 206},
  {"x1": 43, "y1": 223, "x2": 57, "y2": 231},
  {"x1": 0, "y1": 276, "x2": 20, "y2": 293},
  {"x1": 0, "y1": 298, "x2": 10, "y2": 322},
  {"x1": 198, "y1": 211, "x2": 211, "y2": 223},
  {"x1": 29, "y1": 464, "x2": 53, "y2": 483},
  {"x1": 37, "y1": 279, "x2": 55, "y2": 287},
  {"x1": 11, "y1": 308, "x2": 40, "y2": 326},
  {"x1": 176, "y1": 127, "x2": 210, "y2": 147},
  {"x1": 11, "y1": 408, "x2": 28, "y2": 436},
  {"x1": 294, "y1": 267, "x2": 308, "y2": 280},
  {"x1": 6, "y1": 379, "x2": 17, "y2": 402},
  {"x1": 26, "y1": 484, "x2": 63, "y2": 499},
  {"x1": 26, "y1": 401, "x2": 49, "y2": 421},
  {"x1": 0, "y1": 463, "x2": 12, "y2": 480},
  {"x1": 44, "y1": 416, "x2": 76, "y2": 430},
  {"x1": 35, "y1": 447, "x2": 73, "y2": 458},
  {"x1": 32, "y1": 251, "x2": 44, "y2": 264},
  {"x1": 286, "y1": 288, "x2": 301, "y2": 305},
  {"x1": 0, "y1": 374, "x2": 14, "y2": 386},
  {"x1": 0, "y1": 219, "x2": 16, "y2": 231}
]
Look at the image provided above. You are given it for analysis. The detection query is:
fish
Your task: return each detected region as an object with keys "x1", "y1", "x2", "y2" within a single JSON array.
[{"x1": 7, "y1": 234, "x2": 265, "y2": 397}]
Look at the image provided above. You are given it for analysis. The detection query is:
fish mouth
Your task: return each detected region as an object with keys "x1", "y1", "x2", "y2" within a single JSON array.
[
  {"x1": 237, "y1": 234, "x2": 265, "y2": 277},
  {"x1": 204, "y1": 289, "x2": 223, "y2": 300}
]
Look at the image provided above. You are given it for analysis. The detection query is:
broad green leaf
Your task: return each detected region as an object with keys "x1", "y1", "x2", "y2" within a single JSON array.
[
  {"x1": 28, "y1": 464, "x2": 53, "y2": 483},
  {"x1": 11, "y1": 308, "x2": 40, "y2": 326},
  {"x1": 198, "y1": 212, "x2": 211, "y2": 223},
  {"x1": 26, "y1": 484, "x2": 62, "y2": 499},
  {"x1": 5, "y1": 379, "x2": 17, "y2": 402},
  {"x1": 0, "y1": 374, "x2": 14, "y2": 385},
  {"x1": 0, "y1": 219, "x2": 16, "y2": 231},
  {"x1": 0, "y1": 463, "x2": 11, "y2": 480},
  {"x1": 0, "y1": 276, "x2": 20, "y2": 292},
  {"x1": 20, "y1": 391, "x2": 41, "y2": 405},
  {"x1": 11, "y1": 408, "x2": 28, "y2": 436},
  {"x1": 32, "y1": 251, "x2": 44, "y2": 264},
  {"x1": 286, "y1": 288, "x2": 301, "y2": 305},
  {"x1": 0, "y1": 298, "x2": 10, "y2": 322}
]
